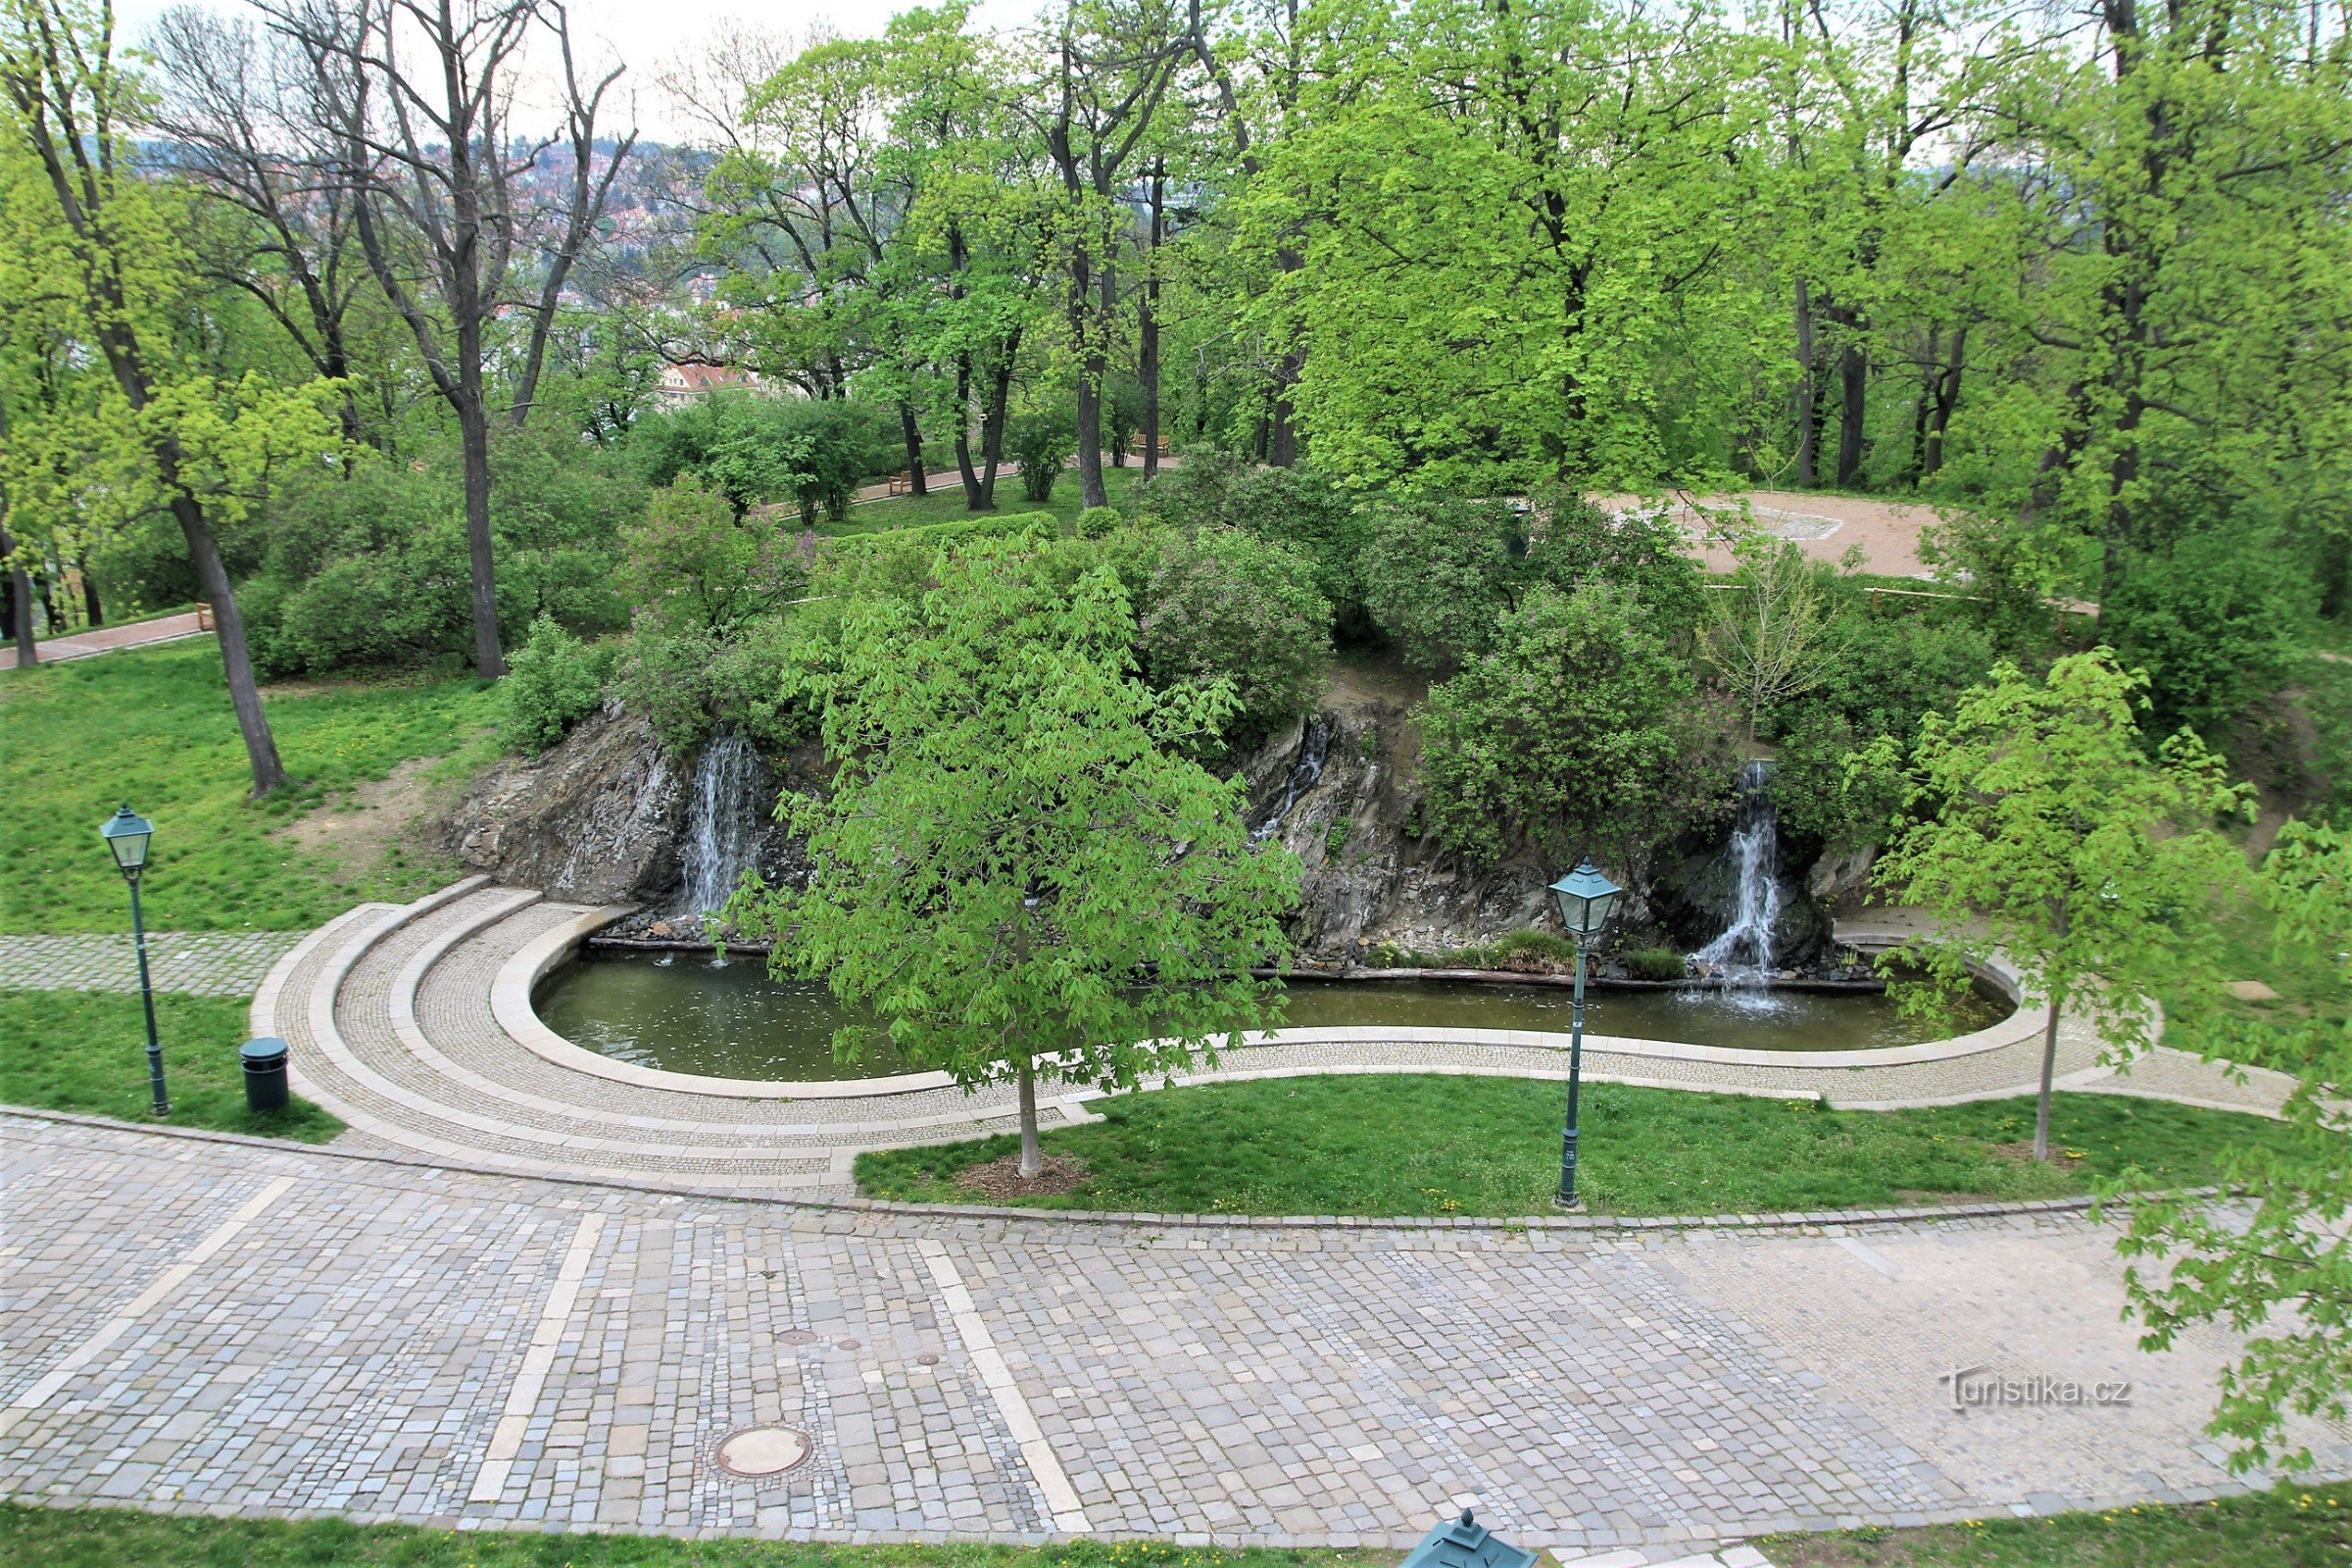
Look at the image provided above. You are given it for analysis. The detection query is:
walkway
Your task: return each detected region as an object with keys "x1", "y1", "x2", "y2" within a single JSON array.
[
  {"x1": 0, "y1": 930, "x2": 305, "y2": 997},
  {"x1": 0, "y1": 611, "x2": 209, "y2": 670},
  {"x1": 265, "y1": 881, "x2": 2294, "y2": 1198},
  {"x1": 1, "y1": 1113, "x2": 2339, "y2": 1556}
]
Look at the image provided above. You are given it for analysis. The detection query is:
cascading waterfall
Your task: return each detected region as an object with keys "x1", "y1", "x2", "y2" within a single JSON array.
[
  {"x1": 1693, "y1": 760, "x2": 1784, "y2": 987},
  {"x1": 1252, "y1": 716, "x2": 1332, "y2": 841},
  {"x1": 677, "y1": 732, "x2": 770, "y2": 925}
]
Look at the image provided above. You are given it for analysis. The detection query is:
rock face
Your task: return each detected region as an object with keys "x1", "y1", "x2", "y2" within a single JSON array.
[
  {"x1": 1235, "y1": 666, "x2": 1560, "y2": 963},
  {"x1": 444, "y1": 706, "x2": 812, "y2": 913}
]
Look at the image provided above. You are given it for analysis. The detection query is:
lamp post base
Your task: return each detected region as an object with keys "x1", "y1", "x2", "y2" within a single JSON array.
[{"x1": 1552, "y1": 1194, "x2": 1583, "y2": 1211}]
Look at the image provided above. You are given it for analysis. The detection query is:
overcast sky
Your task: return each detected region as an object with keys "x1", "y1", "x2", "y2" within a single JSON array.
[{"x1": 114, "y1": 0, "x2": 1037, "y2": 138}]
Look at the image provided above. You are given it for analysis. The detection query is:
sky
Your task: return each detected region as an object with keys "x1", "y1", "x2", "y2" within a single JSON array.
[{"x1": 113, "y1": 0, "x2": 1036, "y2": 139}]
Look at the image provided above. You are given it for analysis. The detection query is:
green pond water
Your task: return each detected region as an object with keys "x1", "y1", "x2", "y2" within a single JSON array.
[{"x1": 534, "y1": 950, "x2": 2013, "y2": 1083}]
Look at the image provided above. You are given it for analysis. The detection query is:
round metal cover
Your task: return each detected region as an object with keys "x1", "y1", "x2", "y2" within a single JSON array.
[
  {"x1": 715, "y1": 1426, "x2": 811, "y2": 1478},
  {"x1": 779, "y1": 1329, "x2": 819, "y2": 1345},
  {"x1": 915, "y1": 1352, "x2": 941, "y2": 1366}
]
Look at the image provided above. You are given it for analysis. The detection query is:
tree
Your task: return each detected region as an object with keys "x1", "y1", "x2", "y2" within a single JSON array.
[
  {"x1": 2118, "y1": 821, "x2": 2352, "y2": 1474},
  {"x1": 270, "y1": 0, "x2": 636, "y2": 678},
  {"x1": 735, "y1": 536, "x2": 1298, "y2": 1176},
  {"x1": 1417, "y1": 582, "x2": 1712, "y2": 868},
  {"x1": 1869, "y1": 650, "x2": 2247, "y2": 1161},
  {"x1": 617, "y1": 479, "x2": 801, "y2": 638},
  {"x1": 1, "y1": 0, "x2": 337, "y2": 795},
  {"x1": 1704, "y1": 533, "x2": 1848, "y2": 738}
]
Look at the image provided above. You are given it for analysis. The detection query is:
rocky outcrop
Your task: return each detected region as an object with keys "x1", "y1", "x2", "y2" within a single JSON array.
[{"x1": 444, "y1": 706, "x2": 814, "y2": 913}]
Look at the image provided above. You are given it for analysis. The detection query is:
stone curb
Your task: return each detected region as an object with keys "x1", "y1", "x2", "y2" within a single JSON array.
[{"x1": 1, "y1": 1102, "x2": 2211, "y2": 1235}]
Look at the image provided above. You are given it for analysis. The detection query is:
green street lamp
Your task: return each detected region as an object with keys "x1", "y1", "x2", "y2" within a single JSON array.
[
  {"x1": 1548, "y1": 859, "x2": 1623, "y2": 1208},
  {"x1": 100, "y1": 804, "x2": 168, "y2": 1117}
]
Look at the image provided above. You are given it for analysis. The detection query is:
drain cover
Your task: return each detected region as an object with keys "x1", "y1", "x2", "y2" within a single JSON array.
[
  {"x1": 779, "y1": 1329, "x2": 820, "y2": 1345},
  {"x1": 915, "y1": 1352, "x2": 941, "y2": 1366},
  {"x1": 715, "y1": 1426, "x2": 811, "y2": 1478}
]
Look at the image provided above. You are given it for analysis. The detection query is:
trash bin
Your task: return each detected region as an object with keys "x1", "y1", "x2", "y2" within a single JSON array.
[{"x1": 241, "y1": 1037, "x2": 289, "y2": 1113}]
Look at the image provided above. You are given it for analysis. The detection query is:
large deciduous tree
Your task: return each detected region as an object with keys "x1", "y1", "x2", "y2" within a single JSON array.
[{"x1": 736, "y1": 536, "x2": 1298, "y2": 1177}]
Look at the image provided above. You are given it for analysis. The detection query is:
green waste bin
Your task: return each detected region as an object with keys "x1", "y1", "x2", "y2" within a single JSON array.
[{"x1": 241, "y1": 1037, "x2": 289, "y2": 1113}]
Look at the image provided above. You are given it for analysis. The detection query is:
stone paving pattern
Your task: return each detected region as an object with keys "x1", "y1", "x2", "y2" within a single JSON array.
[
  {"x1": 262, "y1": 882, "x2": 2293, "y2": 1195},
  {"x1": 2, "y1": 1115, "x2": 2343, "y2": 1555},
  {"x1": 0, "y1": 931, "x2": 306, "y2": 998}
]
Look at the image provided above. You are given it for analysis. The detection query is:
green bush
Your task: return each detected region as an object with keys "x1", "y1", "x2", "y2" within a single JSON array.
[
  {"x1": 501, "y1": 615, "x2": 613, "y2": 753},
  {"x1": 1075, "y1": 505, "x2": 1123, "y2": 539},
  {"x1": 619, "y1": 479, "x2": 805, "y2": 638},
  {"x1": 1130, "y1": 453, "x2": 1373, "y2": 634},
  {"x1": 629, "y1": 394, "x2": 891, "y2": 523},
  {"x1": 613, "y1": 628, "x2": 722, "y2": 752},
  {"x1": 1621, "y1": 947, "x2": 1689, "y2": 982},
  {"x1": 1493, "y1": 929, "x2": 1576, "y2": 963},
  {"x1": 1138, "y1": 528, "x2": 1334, "y2": 749},
  {"x1": 1008, "y1": 413, "x2": 1075, "y2": 503}
]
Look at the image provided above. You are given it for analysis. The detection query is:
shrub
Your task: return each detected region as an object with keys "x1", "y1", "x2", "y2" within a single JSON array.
[
  {"x1": 618, "y1": 479, "x2": 804, "y2": 638},
  {"x1": 629, "y1": 394, "x2": 887, "y2": 523},
  {"x1": 1075, "y1": 506, "x2": 1123, "y2": 539},
  {"x1": 2104, "y1": 524, "x2": 2312, "y2": 738},
  {"x1": 1621, "y1": 947, "x2": 1689, "y2": 982},
  {"x1": 612, "y1": 627, "x2": 722, "y2": 752},
  {"x1": 1130, "y1": 454, "x2": 1373, "y2": 633},
  {"x1": 1492, "y1": 929, "x2": 1576, "y2": 964},
  {"x1": 501, "y1": 615, "x2": 613, "y2": 753},
  {"x1": 1138, "y1": 529, "x2": 1334, "y2": 748},
  {"x1": 1008, "y1": 413, "x2": 1075, "y2": 503}
]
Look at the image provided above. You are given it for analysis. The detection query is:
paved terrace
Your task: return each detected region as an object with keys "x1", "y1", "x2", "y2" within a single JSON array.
[
  {"x1": 3, "y1": 1112, "x2": 2345, "y2": 1559},
  {"x1": 262, "y1": 879, "x2": 2294, "y2": 1196}
]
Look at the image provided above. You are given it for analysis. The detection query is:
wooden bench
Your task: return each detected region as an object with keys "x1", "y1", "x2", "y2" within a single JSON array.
[
  {"x1": 195, "y1": 601, "x2": 215, "y2": 631},
  {"x1": 885, "y1": 471, "x2": 913, "y2": 495}
]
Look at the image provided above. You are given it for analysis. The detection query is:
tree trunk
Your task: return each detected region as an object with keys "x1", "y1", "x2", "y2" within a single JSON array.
[
  {"x1": 1016, "y1": 1059, "x2": 1042, "y2": 1179},
  {"x1": 1142, "y1": 162, "x2": 1164, "y2": 480},
  {"x1": 1836, "y1": 341, "x2": 1867, "y2": 488},
  {"x1": 1922, "y1": 325, "x2": 1965, "y2": 479},
  {"x1": 78, "y1": 558, "x2": 102, "y2": 627},
  {"x1": 1793, "y1": 279, "x2": 1818, "y2": 488},
  {"x1": 954, "y1": 354, "x2": 984, "y2": 509},
  {"x1": 2, "y1": 525, "x2": 35, "y2": 665},
  {"x1": 899, "y1": 403, "x2": 927, "y2": 496},
  {"x1": 1071, "y1": 242, "x2": 1107, "y2": 509},
  {"x1": 171, "y1": 493, "x2": 285, "y2": 796},
  {"x1": 978, "y1": 354, "x2": 1014, "y2": 511},
  {"x1": 455, "y1": 384, "x2": 505, "y2": 679},
  {"x1": 2034, "y1": 995, "x2": 2062, "y2": 1161}
]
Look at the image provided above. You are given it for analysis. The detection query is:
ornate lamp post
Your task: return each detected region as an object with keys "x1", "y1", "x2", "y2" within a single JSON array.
[
  {"x1": 1547, "y1": 859, "x2": 1622, "y2": 1208},
  {"x1": 100, "y1": 804, "x2": 167, "y2": 1117}
]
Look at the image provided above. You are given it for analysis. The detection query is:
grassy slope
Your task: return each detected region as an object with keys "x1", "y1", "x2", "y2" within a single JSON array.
[
  {"x1": 818, "y1": 466, "x2": 1152, "y2": 539},
  {"x1": 855, "y1": 1078, "x2": 2297, "y2": 1218},
  {"x1": 1770, "y1": 1484, "x2": 2352, "y2": 1566},
  {"x1": 0, "y1": 1510, "x2": 1368, "y2": 1568},
  {"x1": 6, "y1": 1490, "x2": 2348, "y2": 1568},
  {"x1": 0, "y1": 641, "x2": 497, "y2": 934},
  {"x1": 0, "y1": 990, "x2": 341, "y2": 1139}
]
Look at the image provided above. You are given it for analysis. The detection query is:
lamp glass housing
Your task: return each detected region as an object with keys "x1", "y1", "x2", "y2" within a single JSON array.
[
  {"x1": 1548, "y1": 860, "x2": 1622, "y2": 940},
  {"x1": 102, "y1": 804, "x2": 154, "y2": 872}
]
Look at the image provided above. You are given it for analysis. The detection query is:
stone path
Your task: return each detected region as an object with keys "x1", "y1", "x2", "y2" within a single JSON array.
[
  {"x1": 0, "y1": 611, "x2": 209, "y2": 669},
  {"x1": 0, "y1": 1113, "x2": 2340, "y2": 1556},
  {"x1": 0, "y1": 931, "x2": 306, "y2": 998},
  {"x1": 263, "y1": 880, "x2": 2296, "y2": 1197}
]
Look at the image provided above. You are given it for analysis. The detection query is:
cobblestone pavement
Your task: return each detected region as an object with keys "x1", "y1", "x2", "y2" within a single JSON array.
[
  {"x1": 0, "y1": 931, "x2": 306, "y2": 998},
  {"x1": 270, "y1": 881, "x2": 2296, "y2": 1194},
  {"x1": 1, "y1": 1115, "x2": 2343, "y2": 1556}
]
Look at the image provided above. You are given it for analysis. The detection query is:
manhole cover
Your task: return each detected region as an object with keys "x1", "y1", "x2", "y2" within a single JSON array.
[
  {"x1": 836, "y1": 1337, "x2": 860, "y2": 1350},
  {"x1": 715, "y1": 1426, "x2": 811, "y2": 1478},
  {"x1": 779, "y1": 1329, "x2": 819, "y2": 1345},
  {"x1": 915, "y1": 1352, "x2": 941, "y2": 1366}
]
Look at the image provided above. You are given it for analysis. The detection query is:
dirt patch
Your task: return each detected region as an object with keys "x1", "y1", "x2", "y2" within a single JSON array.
[
  {"x1": 276, "y1": 755, "x2": 449, "y2": 874},
  {"x1": 1985, "y1": 1140, "x2": 2084, "y2": 1170},
  {"x1": 955, "y1": 1152, "x2": 1091, "y2": 1200}
]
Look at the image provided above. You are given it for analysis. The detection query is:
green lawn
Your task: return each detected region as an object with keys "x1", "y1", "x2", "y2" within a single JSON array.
[
  {"x1": 0, "y1": 990, "x2": 341, "y2": 1140},
  {"x1": 1770, "y1": 1483, "x2": 2352, "y2": 1566},
  {"x1": 0, "y1": 1508, "x2": 1368, "y2": 1568},
  {"x1": 855, "y1": 1078, "x2": 2298, "y2": 1217},
  {"x1": 819, "y1": 465, "x2": 1153, "y2": 539},
  {"x1": 0, "y1": 640, "x2": 497, "y2": 933}
]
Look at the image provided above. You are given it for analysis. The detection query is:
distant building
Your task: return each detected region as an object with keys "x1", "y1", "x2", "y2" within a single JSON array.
[{"x1": 654, "y1": 363, "x2": 766, "y2": 409}]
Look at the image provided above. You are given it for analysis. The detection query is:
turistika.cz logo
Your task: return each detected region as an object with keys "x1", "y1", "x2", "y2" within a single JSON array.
[{"x1": 1939, "y1": 1364, "x2": 2132, "y2": 1412}]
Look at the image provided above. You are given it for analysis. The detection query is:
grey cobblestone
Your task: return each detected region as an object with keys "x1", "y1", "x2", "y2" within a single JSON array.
[
  {"x1": 0, "y1": 931, "x2": 304, "y2": 998},
  {"x1": 1, "y1": 1115, "x2": 2343, "y2": 1553}
]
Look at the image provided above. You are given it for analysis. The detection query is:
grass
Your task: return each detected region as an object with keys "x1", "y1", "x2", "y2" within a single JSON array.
[
  {"x1": 854, "y1": 1077, "x2": 2300, "y2": 1218},
  {"x1": 0, "y1": 640, "x2": 499, "y2": 933},
  {"x1": 818, "y1": 466, "x2": 1152, "y2": 539},
  {"x1": 1768, "y1": 1482, "x2": 2352, "y2": 1566},
  {"x1": 0, "y1": 990, "x2": 341, "y2": 1140},
  {"x1": 0, "y1": 1507, "x2": 1372, "y2": 1568}
]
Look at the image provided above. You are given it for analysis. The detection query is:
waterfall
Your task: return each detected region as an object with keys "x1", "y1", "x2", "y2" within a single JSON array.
[
  {"x1": 1694, "y1": 760, "x2": 1783, "y2": 986},
  {"x1": 677, "y1": 732, "x2": 770, "y2": 920},
  {"x1": 1252, "y1": 716, "x2": 1332, "y2": 841}
]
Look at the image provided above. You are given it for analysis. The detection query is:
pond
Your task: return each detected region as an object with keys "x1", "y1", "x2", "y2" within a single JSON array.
[{"x1": 533, "y1": 950, "x2": 2015, "y2": 1083}]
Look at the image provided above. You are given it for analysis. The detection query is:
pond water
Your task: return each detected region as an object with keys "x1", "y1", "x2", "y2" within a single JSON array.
[{"x1": 534, "y1": 950, "x2": 2014, "y2": 1083}]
